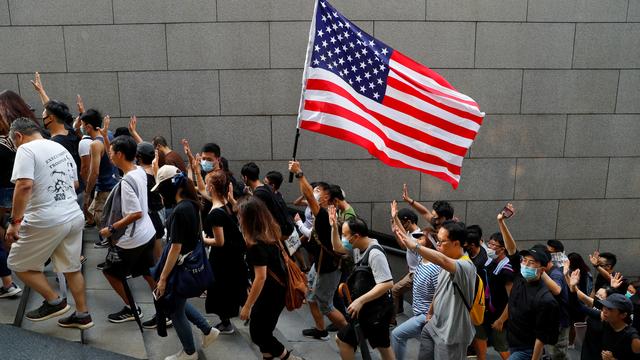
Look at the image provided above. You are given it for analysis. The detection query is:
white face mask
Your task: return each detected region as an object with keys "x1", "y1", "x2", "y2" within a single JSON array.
[
  {"x1": 487, "y1": 248, "x2": 498, "y2": 260},
  {"x1": 313, "y1": 192, "x2": 321, "y2": 202}
]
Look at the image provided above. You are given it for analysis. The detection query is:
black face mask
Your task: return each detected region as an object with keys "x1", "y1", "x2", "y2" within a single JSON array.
[{"x1": 158, "y1": 182, "x2": 178, "y2": 208}]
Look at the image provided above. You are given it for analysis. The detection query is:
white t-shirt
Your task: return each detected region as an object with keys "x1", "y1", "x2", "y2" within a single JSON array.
[
  {"x1": 406, "y1": 229, "x2": 423, "y2": 273},
  {"x1": 78, "y1": 136, "x2": 92, "y2": 157},
  {"x1": 116, "y1": 166, "x2": 156, "y2": 249},
  {"x1": 11, "y1": 139, "x2": 82, "y2": 227},
  {"x1": 353, "y1": 239, "x2": 393, "y2": 284}
]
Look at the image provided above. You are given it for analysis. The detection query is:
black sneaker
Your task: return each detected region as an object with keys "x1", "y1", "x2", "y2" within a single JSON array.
[
  {"x1": 302, "y1": 327, "x2": 329, "y2": 340},
  {"x1": 94, "y1": 239, "x2": 109, "y2": 248},
  {"x1": 58, "y1": 312, "x2": 95, "y2": 330},
  {"x1": 215, "y1": 322, "x2": 235, "y2": 334},
  {"x1": 142, "y1": 314, "x2": 172, "y2": 329},
  {"x1": 108, "y1": 306, "x2": 143, "y2": 323},
  {"x1": 96, "y1": 262, "x2": 106, "y2": 271},
  {"x1": 326, "y1": 323, "x2": 339, "y2": 332},
  {"x1": 0, "y1": 283, "x2": 22, "y2": 298},
  {"x1": 25, "y1": 298, "x2": 70, "y2": 321}
]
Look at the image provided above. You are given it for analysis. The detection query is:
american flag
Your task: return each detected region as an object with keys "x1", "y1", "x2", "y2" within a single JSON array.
[{"x1": 297, "y1": 0, "x2": 485, "y2": 188}]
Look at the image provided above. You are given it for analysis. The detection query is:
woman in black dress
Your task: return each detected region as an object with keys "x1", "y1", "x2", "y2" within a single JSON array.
[
  {"x1": 203, "y1": 170, "x2": 249, "y2": 334},
  {"x1": 237, "y1": 197, "x2": 303, "y2": 360}
]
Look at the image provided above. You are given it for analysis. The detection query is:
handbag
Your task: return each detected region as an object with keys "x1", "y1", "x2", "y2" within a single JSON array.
[{"x1": 172, "y1": 239, "x2": 214, "y2": 298}]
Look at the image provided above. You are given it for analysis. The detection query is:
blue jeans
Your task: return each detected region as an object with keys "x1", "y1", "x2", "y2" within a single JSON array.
[
  {"x1": 392, "y1": 314, "x2": 426, "y2": 360},
  {"x1": 170, "y1": 296, "x2": 212, "y2": 355},
  {"x1": 509, "y1": 348, "x2": 533, "y2": 360}
]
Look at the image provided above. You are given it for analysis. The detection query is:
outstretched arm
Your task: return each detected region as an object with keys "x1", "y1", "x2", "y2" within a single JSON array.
[
  {"x1": 497, "y1": 203, "x2": 517, "y2": 256},
  {"x1": 402, "y1": 183, "x2": 432, "y2": 221},
  {"x1": 128, "y1": 116, "x2": 143, "y2": 144},
  {"x1": 289, "y1": 161, "x2": 319, "y2": 216},
  {"x1": 394, "y1": 227, "x2": 457, "y2": 274},
  {"x1": 30, "y1": 72, "x2": 50, "y2": 105}
]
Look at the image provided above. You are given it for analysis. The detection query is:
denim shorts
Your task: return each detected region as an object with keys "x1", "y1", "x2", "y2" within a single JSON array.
[
  {"x1": 308, "y1": 268, "x2": 341, "y2": 314},
  {"x1": 0, "y1": 187, "x2": 13, "y2": 209}
]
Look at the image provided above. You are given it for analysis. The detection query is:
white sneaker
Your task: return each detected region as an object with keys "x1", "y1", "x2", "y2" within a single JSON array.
[
  {"x1": 202, "y1": 327, "x2": 220, "y2": 348},
  {"x1": 0, "y1": 283, "x2": 22, "y2": 298},
  {"x1": 164, "y1": 349, "x2": 198, "y2": 360}
]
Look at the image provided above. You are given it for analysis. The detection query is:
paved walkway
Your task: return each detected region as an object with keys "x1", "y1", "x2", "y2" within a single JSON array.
[{"x1": 0, "y1": 228, "x2": 579, "y2": 359}]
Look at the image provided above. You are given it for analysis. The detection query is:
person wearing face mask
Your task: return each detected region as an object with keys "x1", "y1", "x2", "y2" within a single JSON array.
[
  {"x1": 475, "y1": 232, "x2": 514, "y2": 360},
  {"x1": 497, "y1": 206, "x2": 559, "y2": 360},
  {"x1": 289, "y1": 161, "x2": 348, "y2": 341}
]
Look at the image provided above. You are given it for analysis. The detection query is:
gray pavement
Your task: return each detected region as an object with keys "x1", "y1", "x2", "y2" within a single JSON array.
[{"x1": 0, "y1": 228, "x2": 580, "y2": 359}]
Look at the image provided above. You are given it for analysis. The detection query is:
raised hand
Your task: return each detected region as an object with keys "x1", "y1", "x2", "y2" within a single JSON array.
[
  {"x1": 288, "y1": 160, "x2": 301, "y2": 174},
  {"x1": 589, "y1": 250, "x2": 600, "y2": 267},
  {"x1": 294, "y1": 213, "x2": 302, "y2": 223},
  {"x1": 97, "y1": 115, "x2": 110, "y2": 139},
  {"x1": 181, "y1": 138, "x2": 195, "y2": 163},
  {"x1": 391, "y1": 200, "x2": 399, "y2": 218},
  {"x1": 563, "y1": 259, "x2": 571, "y2": 277},
  {"x1": 76, "y1": 94, "x2": 85, "y2": 114},
  {"x1": 569, "y1": 269, "x2": 580, "y2": 288},
  {"x1": 394, "y1": 227, "x2": 411, "y2": 249},
  {"x1": 128, "y1": 115, "x2": 138, "y2": 134},
  {"x1": 402, "y1": 183, "x2": 412, "y2": 203},
  {"x1": 611, "y1": 272, "x2": 624, "y2": 289},
  {"x1": 497, "y1": 203, "x2": 515, "y2": 221},
  {"x1": 152, "y1": 149, "x2": 159, "y2": 176},
  {"x1": 328, "y1": 205, "x2": 337, "y2": 227},
  {"x1": 30, "y1": 72, "x2": 44, "y2": 93}
]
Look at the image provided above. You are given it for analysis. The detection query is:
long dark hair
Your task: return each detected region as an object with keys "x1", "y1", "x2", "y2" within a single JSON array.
[
  {"x1": 568, "y1": 252, "x2": 590, "y2": 275},
  {"x1": 0, "y1": 90, "x2": 37, "y2": 136},
  {"x1": 237, "y1": 197, "x2": 281, "y2": 247},
  {"x1": 172, "y1": 172, "x2": 201, "y2": 210}
]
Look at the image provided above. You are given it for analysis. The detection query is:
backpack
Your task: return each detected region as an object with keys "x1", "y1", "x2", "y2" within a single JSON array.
[
  {"x1": 453, "y1": 257, "x2": 485, "y2": 326},
  {"x1": 101, "y1": 176, "x2": 139, "y2": 242},
  {"x1": 254, "y1": 186, "x2": 295, "y2": 237},
  {"x1": 346, "y1": 244, "x2": 393, "y2": 322},
  {"x1": 267, "y1": 240, "x2": 308, "y2": 311}
]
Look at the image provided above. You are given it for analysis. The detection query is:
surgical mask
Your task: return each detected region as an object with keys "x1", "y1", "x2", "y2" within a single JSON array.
[
  {"x1": 627, "y1": 291, "x2": 634, "y2": 299},
  {"x1": 520, "y1": 265, "x2": 539, "y2": 281},
  {"x1": 487, "y1": 248, "x2": 498, "y2": 261},
  {"x1": 313, "y1": 192, "x2": 321, "y2": 202},
  {"x1": 551, "y1": 252, "x2": 568, "y2": 268},
  {"x1": 200, "y1": 160, "x2": 214, "y2": 173},
  {"x1": 341, "y1": 236, "x2": 353, "y2": 251},
  {"x1": 80, "y1": 126, "x2": 87, "y2": 136}
]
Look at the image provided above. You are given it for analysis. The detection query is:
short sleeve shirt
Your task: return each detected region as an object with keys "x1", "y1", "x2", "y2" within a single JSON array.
[
  {"x1": 116, "y1": 167, "x2": 156, "y2": 249},
  {"x1": 426, "y1": 257, "x2": 477, "y2": 345},
  {"x1": 353, "y1": 240, "x2": 393, "y2": 284},
  {"x1": 167, "y1": 199, "x2": 200, "y2": 255},
  {"x1": 11, "y1": 139, "x2": 81, "y2": 227},
  {"x1": 246, "y1": 241, "x2": 286, "y2": 290}
]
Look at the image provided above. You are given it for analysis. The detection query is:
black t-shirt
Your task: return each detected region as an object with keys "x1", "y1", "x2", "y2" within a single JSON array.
[
  {"x1": 204, "y1": 204, "x2": 246, "y2": 256},
  {"x1": 145, "y1": 173, "x2": 164, "y2": 212},
  {"x1": 167, "y1": 200, "x2": 200, "y2": 255},
  {"x1": 246, "y1": 240, "x2": 286, "y2": 290},
  {"x1": 484, "y1": 259, "x2": 515, "y2": 323},
  {"x1": 51, "y1": 130, "x2": 84, "y2": 193},
  {"x1": 0, "y1": 137, "x2": 15, "y2": 188},
  {"x1": 507, "y1": 251, "x2": 560, "y2": 348},
  {"x1": 470, "y1": 246, "x2": 488, "y2": 272},
  {"x1": 306, "y1": 207, "x2": 339, "y2": 274},
  {"x1": 581, "y1": 299, "x2": 640, "y2": 360},
  {"x1": 253, "y1": 184, "x2": 293, "y2": 236}
]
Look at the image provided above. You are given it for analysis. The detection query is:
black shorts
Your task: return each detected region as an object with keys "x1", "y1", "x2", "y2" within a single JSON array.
[
  {"x1": 103, "y1": 238, "x2": 155, "y2": 279},
  {"x1": 337, "y1": 314, "x2": 392, "y2": 350}
]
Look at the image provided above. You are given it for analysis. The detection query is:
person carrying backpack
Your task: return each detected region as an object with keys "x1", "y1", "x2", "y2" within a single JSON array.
[
  {"x1": 328, "y1": 209, "x2": 395, "y2": 360},
  {"x1": 397, "y1": 220, "x2": 477, "y2": 360}
]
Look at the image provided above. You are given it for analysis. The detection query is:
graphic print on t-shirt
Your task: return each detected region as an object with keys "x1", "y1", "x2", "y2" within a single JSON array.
[{"x1": 45, "y1": 150, "x2": 76, "y2": 201}]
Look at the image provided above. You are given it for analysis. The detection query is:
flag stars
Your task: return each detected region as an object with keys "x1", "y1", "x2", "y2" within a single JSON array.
[
  {"x1": 347, "y1": 55, "x2": 353, "y2": 62},
  {"x1": 320, "y1": 55, "x2": 326, "y2": 61},
  {"x1": 322, "y1": 40, "x2": 328, "y2": 48},
  {"x1": 379, "y1": 64, "x2": 386, "y2": 71},
  {"x1": 373, "y1": 92, "x2": 380, "y2": 99},
  {"x1": 359, "y1": 62, "x2": 366, "y2": 69},
  {"x1": 342, "y1": 45, "x2": 348, "y2": 51},
  {"x1": 314, "y1": 45, "x2": 321, "y2": 52},
  {"x1": 355, "y1": 75, "x2": 362, "y2": 83},
  {"x1": 364, "y1": 72, "x2": 371, "y2": 79},
  {"x1": 377, "y1": 78, "x2": 383, "y2": 85},
  {"x1": 326, "y1": 26, "x2": 332, "y2": 33},
  {"x1": 337, "y1": 34, "x2": 343, "y2": 41},
  {"x1": 327, "y1": 63, "x2": 333, "y2": 70},
  {"x1": 334, "y1": 47, "x2": 341, "y2": 55},
  {"x1": 373, "y1": 68, "x2": 379, "y2": 75},
  {"x1": 317, "y1": 30, "x2": 324, "y2": 37},
  {"x1": 313, "y1": 59, "x2": 320, "y2": 66},
  {"x1": 361, "y1": 48, "x2": 368, "y2": 56},
  {"x1": 368, "y1": 40, "x2": 375, "y2": 46},
  {"x1": 330, "y1": 36, "x2": 337, "y2": 44},
  {"x1": 357, "y1": 31, "x2": 362, "y2": 38},
  {"x1": 327, "y1": 50, "x2": 333, "y2": 58},
  {"x1": 321, "y1": 1, "x2": 326, "y2": 8},
  {"x1": 344, "y1": 32, "x2": 350, "y2": 39},
  {"x1": 359, "y1": 85, "x2": 366, "y2": 93},
  {"x1": 332, "y1": 23, "x2": 338, "y2": 30},
  {"x1": 369, "y1": 82, "x2": 375, "y2": 89},
  {"x1": 351, "y1": 65, "x2": 357, "y2": 72},
  {"x1": 338, "y1": 58, "x2": 345, "y2": 65},
  {"x1": 321, "y1": 15, "x2": 327, "y2": 22},
  {"x1": 381, "y1": 48, "x2": 389, "y2": 55}
]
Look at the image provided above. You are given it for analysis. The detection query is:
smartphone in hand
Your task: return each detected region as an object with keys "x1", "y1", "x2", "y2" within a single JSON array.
[{"x1": 501, "y1": 205, "x2": 514, "y2": 218}]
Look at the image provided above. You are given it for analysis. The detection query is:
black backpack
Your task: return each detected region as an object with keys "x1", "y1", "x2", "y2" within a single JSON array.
[
  {"x1": 254, "y1": 185, "x2": 295, "y2": 237},
  {"x1": 346, "y1": 244, "x2": 393, "y2": 323}
]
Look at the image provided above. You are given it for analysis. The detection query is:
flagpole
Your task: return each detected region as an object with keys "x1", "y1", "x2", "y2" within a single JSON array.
[{"x1": 289, "y1": 0, "x2": 319, "y2": 183}]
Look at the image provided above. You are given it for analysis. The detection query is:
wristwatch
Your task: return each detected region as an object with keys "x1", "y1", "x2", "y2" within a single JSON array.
[
  {"x1": 8, "y1": 216, "x2": 23, "y2": 225},
  {"x1": 295, "y1": 171, "x2": 304, "y2": 179}
]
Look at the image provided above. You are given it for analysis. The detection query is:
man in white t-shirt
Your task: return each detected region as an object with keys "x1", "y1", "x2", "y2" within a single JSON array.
[
  {"x1": 99, "y1": 135, "x2": 157, "y2": 323},
  {"x1": 5, "y1": 118, "x2": 93, "y2": 329}
]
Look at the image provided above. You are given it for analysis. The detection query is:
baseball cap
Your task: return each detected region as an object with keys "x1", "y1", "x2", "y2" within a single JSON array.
[
  {"x1": 151, "y1": 165, "x2": 181, "y2": 192},
  {"x1": 520, "y1": 245, "x2": 550, "y2": 267},
  {"x1": 397, "y1": 208, "x2": 418, "y2": 224},
  {"x1": 137, "y1": 142, "x2": 155, "y2": 158},
  {"x1": 601, "y1": 293, "x2": 633, "y2": 314}
]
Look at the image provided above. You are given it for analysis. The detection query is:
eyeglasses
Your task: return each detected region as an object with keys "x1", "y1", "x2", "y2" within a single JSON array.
[{"x1": 436, "y1": 239, "x2": 450, "y2": 246}]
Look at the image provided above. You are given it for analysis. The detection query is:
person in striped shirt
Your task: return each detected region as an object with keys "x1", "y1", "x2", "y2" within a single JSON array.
[{"x1": 390, "y1": 227, "x2": 441, "y2": 360}]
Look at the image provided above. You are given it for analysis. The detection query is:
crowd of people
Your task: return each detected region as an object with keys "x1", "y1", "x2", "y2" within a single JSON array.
[{"x1": 0, "y1": 73, "x2": 639, "y2": 360}]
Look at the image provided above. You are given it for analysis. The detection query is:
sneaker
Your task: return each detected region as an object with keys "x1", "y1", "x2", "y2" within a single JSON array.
[
  {"x1": 0, "y1": 283, "x2": 22, "y2": 298},
  {"x1": 326, "y1": 323, "x2": 339, "y2": 332},
  {"x1": 215, "y1": 322, "x2": 235, "y2": 334},
  {"x1": 25, "y1": 298, "x2": 70, "y2": 321},
  {"x1": 108, "y1": 306, "x2": 143, "y2": 323},
  {"x1": 96, "y1": 262, "x2": 106, "y2": 271},
  {"x1": 202, "y1": 327, "x2": 220, "y2": 348},
  {"x1": 302, "y1": 327, "x2": 329, "y2": 340},
  {"x1": 164, "y1": 349, "x2": 198, "y2": 360},
  {"x1": 142, "y1": 314, "x2": 173, "y2": 329},
  {"x1": 94, "y1": 239, "x2": 109, "y2": 248},
  {"x1": 58, "y1": 312, "x2": 95, "y2": 330},
  {"x1": 283, "y1": 350, "x2": 305, "y2": 360}
]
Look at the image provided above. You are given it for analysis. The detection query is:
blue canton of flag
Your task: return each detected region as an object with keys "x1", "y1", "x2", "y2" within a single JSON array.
[{"x1": 310, "y1": 1, "x2": 392, "y2": 103}]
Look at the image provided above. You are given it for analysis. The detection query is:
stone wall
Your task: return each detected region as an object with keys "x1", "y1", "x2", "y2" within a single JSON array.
[{"x1": 1, "y1": 0, "x2": 639, "y2": 275}]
